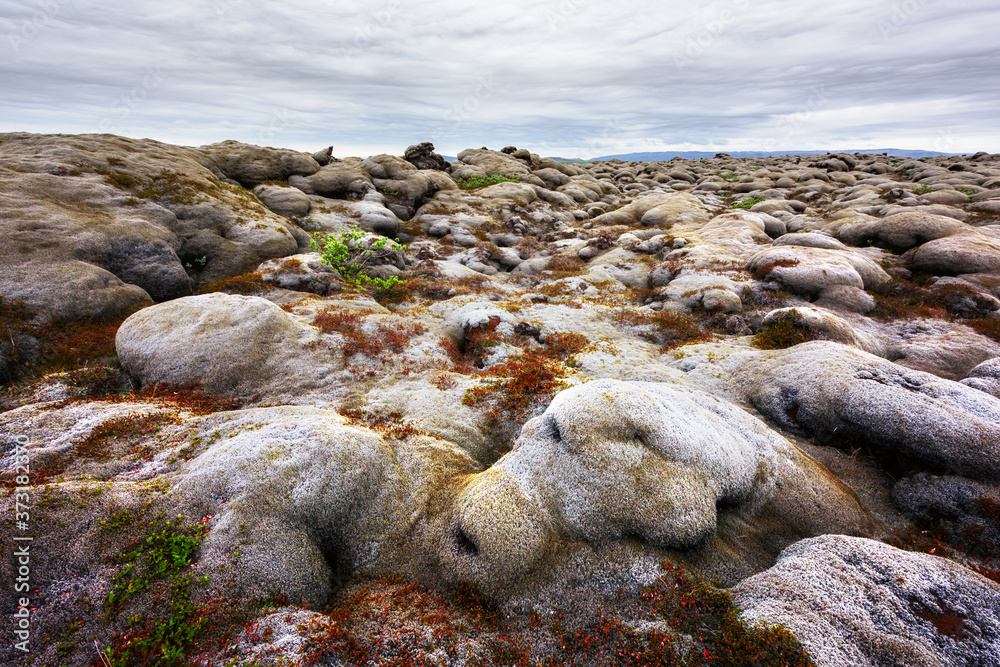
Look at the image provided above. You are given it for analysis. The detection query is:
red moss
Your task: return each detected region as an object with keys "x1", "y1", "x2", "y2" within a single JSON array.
[
  {"x1": 340, "y1": 408, "x2": 425, "y2": 440},
  {"x1": 313, "y1": 308, "x2": 428, "y2": 361},
  {"x1": 545, "y1": 254, "x2": 587, "y2": 277},
  {"x1": 542, "y1": 332, "x2": 590, "y2": 360},
  {"x1": 752, "y1": 258, "x2": 799, "y2": 280},
  {"x1": 37, "y1": 317, "x2": 127, "y2": 370},
  {"x1": 278, "y1": 257, "x2": 308, "y2": 274},
  {"x1": 752, "y1": 316, "x2": 815, "y2": 350},
  {"x1": 376, "y1": 265, "x2": 493, "y2": 305},
  {"x1": 74, "y1": 412, "x2": 180, "y2": 460},
  {"x1": 463, "y1": 355, "x2": 567, "y2": 431},
  {"x1": 1, "y1": 296, "x2": 149, "y2": 384},
  {"x1": 431, "y1": 373, "x2": 457, "y2": 391},
  {"x1": 967, "y1": 318, "x2": 1000, "y2": 343},
  {"x1": 2, "y1": 411, "x2": 180, "y2": 488},
  {"x1": 196, "y1": 272, "x2": 272, "y2": 296},
  {"x1": 301, "y1": 577, "x2": 530, "y2": 667},
  {"x1": 613, "y1": 310, "x2": 711, "y2": 350}
]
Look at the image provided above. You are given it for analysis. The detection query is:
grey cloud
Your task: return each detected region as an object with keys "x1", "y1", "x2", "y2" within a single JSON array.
[{"x1": 1, "y1": 0, "x2": 997, "y2": 157}]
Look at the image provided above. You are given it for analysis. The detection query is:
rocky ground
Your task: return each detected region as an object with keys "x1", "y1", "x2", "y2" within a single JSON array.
[{"x1": 2, "y1": 133, "x2": 1000, "y2": 666}]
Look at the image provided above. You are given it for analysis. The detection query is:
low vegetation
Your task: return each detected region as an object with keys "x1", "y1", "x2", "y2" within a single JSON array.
[
  {"x1": 869, "y1": 279, "x2": 1000, "y2": 342},
  {"x1": 732, "y1": 194, "x2": 765, "y2": 209},
  {"x1": 456, "y1": 174, "x2": 523, "y2": 189},
  {"x1": 752, "y1": 315, "x2": 815, "y2": 350},
  {"x1": 299, "y1": 563, "x2": 814, "y2": 667},
  {"x1": 310, "y1": 225, "x2": 405, "y2": 294}
]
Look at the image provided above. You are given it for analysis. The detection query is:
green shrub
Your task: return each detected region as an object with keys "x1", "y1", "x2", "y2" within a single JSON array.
[
  {"x1": 732, "y1": 195, "x2": 765, "y2": 209},
  {"x1": 310, "y1": 226, "x2": 405, "y2": 294}
]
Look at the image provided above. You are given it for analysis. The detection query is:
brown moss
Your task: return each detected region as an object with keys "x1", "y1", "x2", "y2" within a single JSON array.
[
  {"x1": 133, "y1": 383, "x2": 245, "y2": 415},
  {"x1": 313, "y1": 308, "x2": 427, "y2": 369},
  {"x1": 752, "y1": 316, "x2": 815, "y2": 350},
  {"x1": 299, "y1": 564, "x2": 814, "y2": 667},
  {"x1": 463, "y1": 355, "x2": 567, "y2": 432},
  {"x1": 431, "y1": 373, "x2": 457, "y2": 391},
  {"x1": 869, "y1": 280, "x2": 1000, "y2": 343},
  {"x1": 96, "y1": 168, "x2": 210, "y2": 206},
  {"x1": 890, "y1": 495, "x2": 1000, "y2": 584},
  {"x1": 967, "y1": 318, "x2": 1000, "y2": 343},
  {"x1": 300, "y1": 577, "x2": 528, "y2": 667},
  {"x1": 196, "y1": 272, "x2": 272, "y2": 296},
  {"x1": 0, "y1": 294, "x2": 33, "y2": 327},
  {"x1": 339, "y1": 409, "x2": 425, "y2": 440},
  {"x1": 2, "y1": 296, "x2": 147, "y2": 383},
  {"x1": 613, "y1": 309, "x2": 712, "y2": 350},
  {"x1": 740, "y1": 284, "x2": 795, "y2": 311},
  {"x1": 277, "y1": 257, "x2": 308, "y2": 274},
  {"x1": 37, "y1": 316, "x2": 131, "y2": 371},
  {"x1": 3, "y1": 410, "x2": 180, "y2": 488},
  {"x1": 544, "y1": 254, "x2": 587, "y2": 278},
  {"x1": 376, "y1": 264, "x2": 493, "y2": 305},
  {"x1": 541, "y1": 332, "x2": 590, "y2": 360},
  {"x1": 61, "y1": 382, "x2": 245, "y2": 416},
  {"x1": 636, "y1": 562, "x2": 815, "y2": 666},
  {"x1": 74, "y1": 412, "x2": 180, "y2": 460},
  {"x1": 752, "y1": 258, "x2": 799, "y2": 280}
]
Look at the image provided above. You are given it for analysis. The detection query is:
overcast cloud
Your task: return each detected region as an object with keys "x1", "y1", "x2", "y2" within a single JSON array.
[{"x1": 1, "y1": 0, "x2": 998, "y2": 157}]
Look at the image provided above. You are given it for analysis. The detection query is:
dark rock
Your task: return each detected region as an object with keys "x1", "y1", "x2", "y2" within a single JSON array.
[
  {"x1": 312, "y1": 147, "x2": 334, "y2": 166},
  {"x1": 404, "y1": 142, "x2": 451, "y2": 172}
]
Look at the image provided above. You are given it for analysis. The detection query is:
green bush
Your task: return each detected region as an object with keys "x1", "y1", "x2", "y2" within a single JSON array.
[
  {"x1": 733, "y1": 195, "x2": 765, "y2": 209},
  {"x1": 310, "y1": 226, "x2": 405, "y2": 294}
]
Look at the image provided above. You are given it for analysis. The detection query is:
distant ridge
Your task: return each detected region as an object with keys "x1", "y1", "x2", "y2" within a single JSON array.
[{"x1": 590, "y1": 149, "x2": 956, "y2": 161}]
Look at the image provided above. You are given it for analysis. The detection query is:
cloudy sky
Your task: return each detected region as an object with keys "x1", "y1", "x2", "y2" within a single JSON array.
[{"x1": 1, "y1": 0, "x2": 998, "y2": 158}]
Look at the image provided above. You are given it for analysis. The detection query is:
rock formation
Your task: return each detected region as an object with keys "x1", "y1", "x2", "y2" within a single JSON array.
[{"x1": 2, "y1": 133, "x2": 1000, "y2": 666}]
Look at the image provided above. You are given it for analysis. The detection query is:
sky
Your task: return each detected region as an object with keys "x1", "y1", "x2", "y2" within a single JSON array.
[{"x1": 1, "y1": 0, "x2": 998, "y2": 158}]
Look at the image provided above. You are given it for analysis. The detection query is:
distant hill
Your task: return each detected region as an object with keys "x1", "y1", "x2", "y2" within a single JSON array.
[{"x1": 590, "y1": 149, "x2": 957, "y2": 161}]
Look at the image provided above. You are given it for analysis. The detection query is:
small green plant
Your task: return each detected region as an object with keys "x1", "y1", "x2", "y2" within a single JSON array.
[
  {"x1": 102, "y1": 512, "x2": 212, "y2": 667},
  {"x1": 732, "y1": 194, "x2": 765, "y2": 209},
  {"x1": 748, "y1": 166, "x2": 764, "y2": 171},
  {"x1": 455, "y1": 174, "x2": 521, "y2": 189},
  {"x1": 912, "y1": 183, "x2": 937, "y2": 195},
  {"x1": 183, "y1": 256, "x2": 207, "y2": 269},
  {"x1": 720, "y1": 172, "x2": 739, "y2": 181},
  {"x1": 958, "y1": 187, "x2": 976, "y2": 196},
  {"x1": 310, "y1": 226, "x2": 405, "y2": 294}
]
